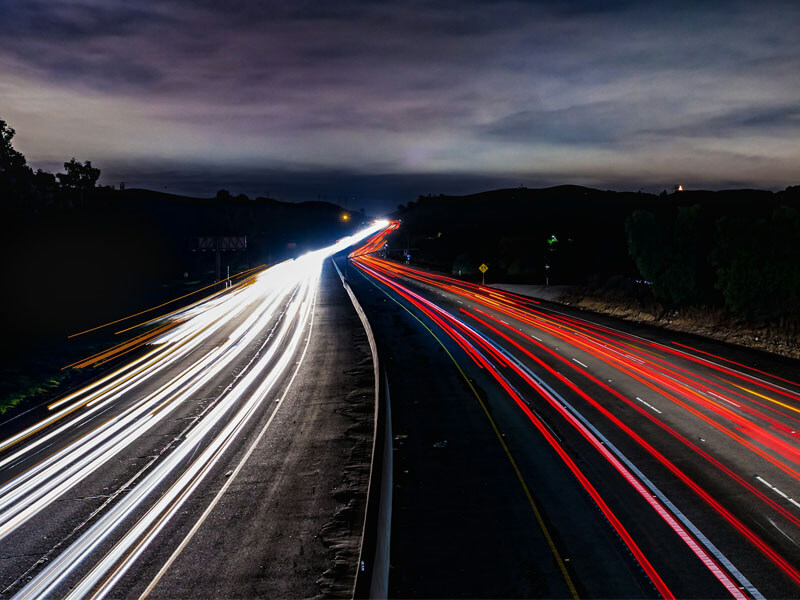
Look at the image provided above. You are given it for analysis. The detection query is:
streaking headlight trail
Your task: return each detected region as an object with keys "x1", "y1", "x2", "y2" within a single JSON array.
[{"x1": 0, "y1": 221, "x2": 388, "y2": 599}]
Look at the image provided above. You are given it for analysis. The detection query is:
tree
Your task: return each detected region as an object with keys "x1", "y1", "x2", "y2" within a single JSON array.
[
  {"x1": 0, "y1": 118, "x2": 36, "y2": 217},
  {"x1": 713, "y1": 205, "x2": 800, "y2": 318},
  {"x1": 0, "y1": 119, "x2": 27, "y2": 175},
  {"x1": 659, "y1": 205, "x2": 710, "y2": 306},
  {"x1": 57, "y1": 158, "x2": 100, "y2": 191},
  {"x1": 626, "y1": 209, "x2": 670, "y2": 301},
  {"x1": 626, "y1": 206, "x2": 716, "y2": 307},
  {"x1": 452, "y1": 253, "x2": 475, "y2": 276}
]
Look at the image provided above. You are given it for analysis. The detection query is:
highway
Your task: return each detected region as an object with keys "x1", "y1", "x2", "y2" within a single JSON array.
[
  {"x1": 345, "y1": 224, "x2": 800, "y2": 598},
  {"x1": 0, "y1": 222, "x2": 385, "y2": 599}
]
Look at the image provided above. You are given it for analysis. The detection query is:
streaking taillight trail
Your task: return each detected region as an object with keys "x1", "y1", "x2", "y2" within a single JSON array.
[{"x1": 350, "y1": 225, "x2": 800, "y2": 598}]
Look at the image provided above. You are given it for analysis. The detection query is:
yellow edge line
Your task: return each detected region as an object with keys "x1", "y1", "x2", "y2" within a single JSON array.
[
  {"x1": 356, "y1": 263, "x2": 580, "y2": 600},
  {"x1": 723, "y1": 379, "x2": 800, "y2": 416},
  {"x1": 68, "y1": 265, "x2": 266, "y2": 339}
]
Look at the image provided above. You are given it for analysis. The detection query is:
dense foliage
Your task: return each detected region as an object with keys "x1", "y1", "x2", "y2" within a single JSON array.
[
  {"x1": 0, "y1": 118, "x2": 360, "y2": 357},
  {"x1": 626, "y1": 194, "x2": 800, "y2": 318},
  {"x1": 394, "y1": 184, "x2": 800, "y2": 322},
  {"x1": 394, "y1": 186, "x2": 646, "y2": 285}
]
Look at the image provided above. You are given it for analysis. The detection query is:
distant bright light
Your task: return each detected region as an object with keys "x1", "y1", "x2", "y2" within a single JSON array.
[{"x1": 341, "y1": 212, "x2": 350, "y2": 221}]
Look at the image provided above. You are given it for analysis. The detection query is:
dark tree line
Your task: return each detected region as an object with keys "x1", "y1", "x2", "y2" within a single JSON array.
[
  {"x1": 394, "y1": 186, "x2": 648, "y2": 285},
  {"x1": 0, "y1": 117, "x2": 359, "y2": 359},
  {"x1": 626, "y1": 196, "x2": 800, "y2": 319},
  {"x1": 393, "y1": 185, "x2": 800, "y2": 325},
  {"x1": 1, "y1": 119, "x2": 101, "y2": 217}
]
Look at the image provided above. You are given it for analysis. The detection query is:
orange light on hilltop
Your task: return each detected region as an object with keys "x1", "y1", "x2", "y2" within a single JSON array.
[{"x1": 341, "y1": 212, "x2": 350, "y2": 221}]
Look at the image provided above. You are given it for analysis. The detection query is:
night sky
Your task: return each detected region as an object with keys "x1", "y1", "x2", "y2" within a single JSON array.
[{"x1": 2, "y1": 1, "x2": 799, "y2": 212}]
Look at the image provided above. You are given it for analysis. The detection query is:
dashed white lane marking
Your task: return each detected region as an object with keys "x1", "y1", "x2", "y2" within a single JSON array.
[
  {"x1": 622, "y1": 353, "x2": 645, "y2": 365},
  {"x1": 500, "y1": 320, "x2": 509, "y2": 325},
  {"x1": 707, "y1": 390, "x2": 741, "y2": 408},
  {"x1": 767, "y1": 517, "x2": 800, "y2": 548},
  {"x1": 756, "y1": 475, "x2": 800, "y2": 510},
  {"x1": 572, "y1": 358, "x2": 589, "y2": 369},
  {"x1": 635, "y1": 396, "x2": 663, "y2": 414},
  {"x1": 532, "y1": 335, "x2": 542, "y2": 342}
]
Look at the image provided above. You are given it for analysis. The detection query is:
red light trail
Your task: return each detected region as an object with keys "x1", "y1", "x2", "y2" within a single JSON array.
[{"x1": 349, "y1": 223, "x2": 800, "y2": 598}]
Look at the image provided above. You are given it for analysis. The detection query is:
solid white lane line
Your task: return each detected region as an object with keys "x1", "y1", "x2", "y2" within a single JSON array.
[
  {"x1": 455, "y1": 319, "x2": 759, "y2": 599},
  {"x1": 8, "y1": 224, "x2": 387, "y2": 600},
  {"x1": 137, "y1": 284, "x2": 319, "y2": 600}
]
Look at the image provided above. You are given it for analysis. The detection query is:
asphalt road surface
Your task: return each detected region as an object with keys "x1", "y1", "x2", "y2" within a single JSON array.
[
  {"x1": 344, "y1": 225, "x2": 800, "y2": 599},
  {"x1": 0, "y1": 224, "x2": 383, "y2": 599}
]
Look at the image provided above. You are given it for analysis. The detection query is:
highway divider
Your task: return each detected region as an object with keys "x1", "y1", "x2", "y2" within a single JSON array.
[{"x1": 332, "y1": 257, "x2": 392, "y2": 599}]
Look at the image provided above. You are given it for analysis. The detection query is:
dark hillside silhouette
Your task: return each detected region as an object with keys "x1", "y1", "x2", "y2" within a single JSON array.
[
  {"x1": 0, "y1": 118, "x2": 363, "y2": 359},
  {"x1": 394, "y1": 186, "x2": 652, "y2": 283},
  {"x1": 393, "y1": 185, "x2": 800, "y2": 321}
]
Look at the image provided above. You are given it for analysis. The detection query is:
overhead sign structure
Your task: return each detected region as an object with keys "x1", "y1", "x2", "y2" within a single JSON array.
[
  {"x1": 192, "y1": 236, "x2": 248, "y2": 282},
  {"x1": 194, "y1": 236, "x2": 247, "y2": 252}
]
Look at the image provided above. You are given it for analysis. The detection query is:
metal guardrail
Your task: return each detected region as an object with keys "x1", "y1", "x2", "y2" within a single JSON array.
[
  {"x1": 355, "y1": 371, "x2": 392, "y2": 599},
  {"x1": 332, "y1": 257, "x2": 392, "y2": 599}
]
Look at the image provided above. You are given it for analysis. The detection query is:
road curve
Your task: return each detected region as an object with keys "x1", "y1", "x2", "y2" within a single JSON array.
[
  {"x1": 346, "y1": 224, "x2": 800, "y2": 599},
  {"x1": 0, "y1": 222, "x2": 385, "y2": 599}
]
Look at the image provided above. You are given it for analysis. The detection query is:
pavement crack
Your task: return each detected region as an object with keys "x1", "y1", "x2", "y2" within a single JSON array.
[{"x1": 0, "y1": 552, "x2": 45, "y2": 561}]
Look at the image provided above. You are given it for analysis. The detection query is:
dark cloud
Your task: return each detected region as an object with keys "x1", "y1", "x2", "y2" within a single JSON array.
[
  {"x1": 1, "y1": 0, "x2": 799, "y2": 207},
  {"x1": 480, "y1": 102, "x2": 633, "y2": 145},
  {"x1": 0, "y1": 1, "x2": 160, "y2": 42},
  {"x1": 95, "y1": 158, "x2": 786, "y2": 216},
  {"x1": 638, "y1": 104, "x2": 800, "y2": 140},
  {"x1": 97, "y1": 161, "x2": 524, "y2": 214}
]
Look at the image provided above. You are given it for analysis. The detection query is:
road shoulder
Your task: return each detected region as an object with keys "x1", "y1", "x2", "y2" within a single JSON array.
[{"x1": 144, "y1": 260, "x2": 374, "y2": 599}]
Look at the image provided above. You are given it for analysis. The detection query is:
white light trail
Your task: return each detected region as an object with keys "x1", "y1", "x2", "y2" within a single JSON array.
[{"x1": 0, "y1": 221, "x2": 387, "y2": 599}]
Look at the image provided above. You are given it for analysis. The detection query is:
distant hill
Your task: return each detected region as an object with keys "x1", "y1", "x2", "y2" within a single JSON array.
[
  {"x1": 115, "y1": 187, "x2": 365, "y2": 265},
  {"x1": 393, "y1": 185, "x2": 658, "y2": 281},
  {"x1": 1, "y1": 186, "x2": 365, "y2": 355},
  {"x1": 391, "y1": 184, "x2": 800, "y2": 319}
]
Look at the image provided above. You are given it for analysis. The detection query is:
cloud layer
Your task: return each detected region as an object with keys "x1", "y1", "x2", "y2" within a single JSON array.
[{"x1": 1, "y1": 0, "x2": 798, "y2": 208}]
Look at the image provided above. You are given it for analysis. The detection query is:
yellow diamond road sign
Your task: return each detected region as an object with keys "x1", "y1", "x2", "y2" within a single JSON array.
[{"x1": 479, "y1": 263, "x2": 488, "y2": 273}]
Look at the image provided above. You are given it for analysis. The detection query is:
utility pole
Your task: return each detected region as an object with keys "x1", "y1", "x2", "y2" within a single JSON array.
[{"x1": 545, "y1": 234, "x2": 557, "y2": 288}]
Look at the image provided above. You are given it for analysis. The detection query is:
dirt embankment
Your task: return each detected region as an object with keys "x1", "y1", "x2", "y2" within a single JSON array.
[{"x1": 556, "y1": 288, "x2": 800, "y2": 360}]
